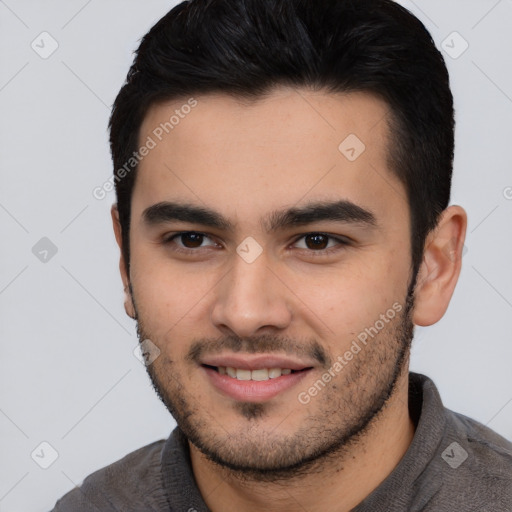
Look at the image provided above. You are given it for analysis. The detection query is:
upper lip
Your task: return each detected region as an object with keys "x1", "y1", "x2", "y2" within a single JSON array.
[{"x1": 200, "y1": 353, "x2": 315, "y2": 371}]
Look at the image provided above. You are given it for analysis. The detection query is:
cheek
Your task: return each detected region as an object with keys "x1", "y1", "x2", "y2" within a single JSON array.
[
  {"x1": 130, "y1": 255, "x2": 218, "y2": 339},
  {"x1": 293, "y1": 257, "x2": 407, "y2": 337}
]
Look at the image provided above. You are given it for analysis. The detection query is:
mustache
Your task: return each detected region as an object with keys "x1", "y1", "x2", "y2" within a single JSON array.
[{"x1": 186, "y1": 333, "x2": 329, "y2": 367}]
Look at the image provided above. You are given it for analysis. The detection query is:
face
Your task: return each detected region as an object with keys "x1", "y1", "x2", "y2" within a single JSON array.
[{"x1": 123, "y1": 87, "x2": 416, "y2": 477}]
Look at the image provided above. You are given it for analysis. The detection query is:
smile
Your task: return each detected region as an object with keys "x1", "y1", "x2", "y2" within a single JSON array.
[
  {"x1": 201, "y1": 363, "x2": 313, "y2": 402},
  {"x1": 206, "y1": 365, "x2": 307, "y2": 381}
]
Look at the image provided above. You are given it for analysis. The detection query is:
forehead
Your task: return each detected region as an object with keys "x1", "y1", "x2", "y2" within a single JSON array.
[{"x1": 133, "y1": 87, "x2": 407, "y2": 230}]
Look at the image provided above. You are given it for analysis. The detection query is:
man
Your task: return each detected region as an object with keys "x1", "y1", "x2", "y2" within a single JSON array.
[{"x1": 52, "y1": 0, "x2": 512, "y2": 510}]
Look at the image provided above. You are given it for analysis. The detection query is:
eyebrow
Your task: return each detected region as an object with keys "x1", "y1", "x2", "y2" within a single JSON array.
[{"x1": 142, "y1": 199, "x2": 377, "y2": 232}]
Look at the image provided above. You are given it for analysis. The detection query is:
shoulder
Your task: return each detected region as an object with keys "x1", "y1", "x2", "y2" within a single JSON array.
[
  {"x1": 51, "y1": 439, "x2": 169, "y2": 512},
  {"x1": 427, "y1": 408, "x2": 512, "y2": 510},
  {"x1": 444, "y1": 407, "x2": 512, "y2": 479},
  {"x1": 405, "y1": 373, "x2": 512, "y2": 511}
]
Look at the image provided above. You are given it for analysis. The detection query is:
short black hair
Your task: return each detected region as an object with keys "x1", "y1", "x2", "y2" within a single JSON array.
[{"x1": 109, "y1": 0, "x2": 454, "y2": 283}]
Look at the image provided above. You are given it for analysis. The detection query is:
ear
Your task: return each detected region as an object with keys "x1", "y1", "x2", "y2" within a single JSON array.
[
  {"x1": 111, "y1": 204, "x2": 136, "y2": 320},
  {"x1": 412, "y1": 205, "x2": 467, "y2": 327}
]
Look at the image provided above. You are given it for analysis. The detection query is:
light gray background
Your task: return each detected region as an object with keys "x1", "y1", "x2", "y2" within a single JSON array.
[{"x1": 1, "y1": 1, "x2": 511, "y2": 510}]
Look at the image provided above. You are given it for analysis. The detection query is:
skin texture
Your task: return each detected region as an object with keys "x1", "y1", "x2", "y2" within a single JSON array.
[{"x1": 111, "y1": 87, "x2": 467, "y2": 512}]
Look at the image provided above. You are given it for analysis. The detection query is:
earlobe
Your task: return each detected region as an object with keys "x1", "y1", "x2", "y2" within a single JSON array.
[
  {"x1": 412, "y1": 205, "x2": 467, "y2": 327},
  {"x1": 111, "y1": 204, "x2": 136, "y2": 320},
  {"x1": 123, "y1": 284, "x2": 136, "y2": 320}
]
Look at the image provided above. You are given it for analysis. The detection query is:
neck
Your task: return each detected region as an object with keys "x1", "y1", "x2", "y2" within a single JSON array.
[{"x1": 189, "y1": 371, "x2": 415, "y2": 512}]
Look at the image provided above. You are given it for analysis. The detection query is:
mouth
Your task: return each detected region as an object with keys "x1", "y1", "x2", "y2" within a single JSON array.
[
  {"x1": 200, "y1": 355, "x2": 315, "y2": 402},
  {"x1": 202, "y1": 364, "x2": 310, "y2": 381}
]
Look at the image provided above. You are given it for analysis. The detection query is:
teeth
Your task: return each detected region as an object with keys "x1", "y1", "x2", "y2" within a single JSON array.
[
  {"x1": 236, "y1": 369, "x2": 252, "y2": 381},
  {"x1": 217, "y1": 367, "x2": 295, "y2": 380},
  {"x1": 268, "y1": 368, "x2": 282, "y2": 379},
  {"x1": 251, "y1": 369, "x2": 269, "y2": 381}
]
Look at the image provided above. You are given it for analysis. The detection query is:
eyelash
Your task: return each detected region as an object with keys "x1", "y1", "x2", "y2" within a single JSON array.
[{"x1": 162, "y1": 231, "x2": 351, "y2": 257}]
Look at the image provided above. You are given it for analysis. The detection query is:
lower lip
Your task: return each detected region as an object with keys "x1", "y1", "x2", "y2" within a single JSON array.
[{"x1": 203, "y1": 366, "x2": 312, "y2": 402}]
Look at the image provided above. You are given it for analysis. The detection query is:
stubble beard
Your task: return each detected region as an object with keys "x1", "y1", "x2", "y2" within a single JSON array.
[{"x1": 131, "y1": 284, "x2": 416, "y2": 482}]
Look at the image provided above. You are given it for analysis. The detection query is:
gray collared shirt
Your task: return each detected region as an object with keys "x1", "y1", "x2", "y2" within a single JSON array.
[{"x1": 51, "y1": 372, "x2": 512, "y2": 511}]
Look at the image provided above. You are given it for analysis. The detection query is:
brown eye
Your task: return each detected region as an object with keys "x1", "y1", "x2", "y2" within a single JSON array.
[
  {"x1": 163, "y1": 231, "x2": 217, "y2": 251},
  {"x1": 304, "y1": 233, "x2": 329, "y2": 250},
  {"x1": 179, "y1": 232, "x2": 205, "y2": 248},
  {"x1": 293, "y1": 233, "x2": 350, "y2": 255}
]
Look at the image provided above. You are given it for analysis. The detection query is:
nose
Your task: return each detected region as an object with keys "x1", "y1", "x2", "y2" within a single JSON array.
[{"x1": 210, "y1": 249, "x2": 292, "y2": 338}]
